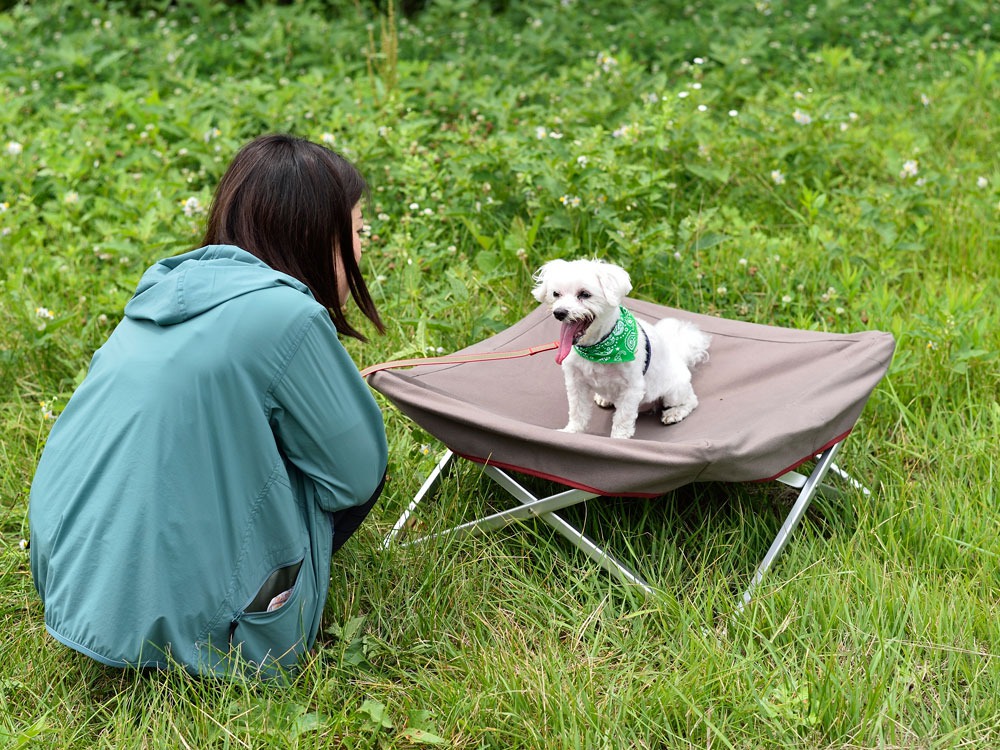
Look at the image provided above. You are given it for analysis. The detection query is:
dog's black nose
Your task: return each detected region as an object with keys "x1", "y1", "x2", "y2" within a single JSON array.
[{"x1": 553, "y1": 309, "x2": 568, "y2": 321}]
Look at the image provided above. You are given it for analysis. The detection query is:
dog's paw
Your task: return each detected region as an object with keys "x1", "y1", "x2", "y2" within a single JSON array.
[
  {"x1": 661, "y1": 404, "x2": 694, "y2": 425},
  {"x1": 559, "y1": 424, "x2": 584, "y2": 434},
  {"x1": 609, "y1": 419, "x2": 637, "y2": 439},
  {"x1": 593, "y1": 395, "x2": 615, "y2": 409}
]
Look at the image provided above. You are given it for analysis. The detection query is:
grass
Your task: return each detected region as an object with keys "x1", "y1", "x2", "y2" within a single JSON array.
[{"x1": 2, "y1": 0, "x2": 999, "y2": 746}]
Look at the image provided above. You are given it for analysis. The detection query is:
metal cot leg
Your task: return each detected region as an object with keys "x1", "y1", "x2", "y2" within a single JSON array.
[{"x1": 737, "y1": 442, "x2": 844, "y2": 610}]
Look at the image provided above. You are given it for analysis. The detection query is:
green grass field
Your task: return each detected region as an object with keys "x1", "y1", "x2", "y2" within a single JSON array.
[{"x1": 2, "y1": 0, "x2": 998, "y2": 746}]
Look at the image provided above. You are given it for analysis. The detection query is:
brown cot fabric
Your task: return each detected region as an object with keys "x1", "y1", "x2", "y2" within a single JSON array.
[{"x1": 368, "y1": 300, "x2": 895, "y2": 497}]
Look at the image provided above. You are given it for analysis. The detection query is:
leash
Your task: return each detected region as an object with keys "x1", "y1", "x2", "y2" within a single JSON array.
[{"x1": 360, "y1": 341, "x2": 559, "y2": 379}]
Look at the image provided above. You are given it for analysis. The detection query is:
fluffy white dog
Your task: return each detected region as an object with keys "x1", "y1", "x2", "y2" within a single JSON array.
[{"x1": 532, "y1": 258, "x2": 711, "y2": 439}]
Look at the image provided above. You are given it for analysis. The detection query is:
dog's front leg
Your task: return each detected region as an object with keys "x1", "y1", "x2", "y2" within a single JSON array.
[
  {"x1": 560, "y1": 366, "x2": 594, "y2": 434},
  {"x1": 609, "y1": 390, "x2": 643, "y2": 439}
]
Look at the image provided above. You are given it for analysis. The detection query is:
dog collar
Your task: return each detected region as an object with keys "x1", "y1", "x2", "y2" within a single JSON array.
[{"x1": 574, "y1": 306, "x2": 641, "y2": 366}]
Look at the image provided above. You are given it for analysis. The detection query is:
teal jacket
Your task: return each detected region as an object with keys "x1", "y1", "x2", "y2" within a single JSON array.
[{"x1": 29, "y1": 245, "x2": 387, "y2": 678}]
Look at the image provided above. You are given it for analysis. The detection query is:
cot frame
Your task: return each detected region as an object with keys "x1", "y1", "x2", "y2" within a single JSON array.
[{"x1": 382, "y1": 439, "x2": 869, "y2": 608}]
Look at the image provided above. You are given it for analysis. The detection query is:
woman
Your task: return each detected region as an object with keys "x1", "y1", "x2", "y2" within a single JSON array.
[{"x1": 29, "y1": 134, "x2": 388, "y2": 678}]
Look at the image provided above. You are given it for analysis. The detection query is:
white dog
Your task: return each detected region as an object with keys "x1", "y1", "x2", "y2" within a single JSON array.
[{"x1": 532, "y1": 258, "x2": 711, "y2": 439}]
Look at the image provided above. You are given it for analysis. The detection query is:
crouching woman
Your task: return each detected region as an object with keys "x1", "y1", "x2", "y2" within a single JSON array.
[{"x1": 29, "y1": 134, "x2": 387, "y2": 678}]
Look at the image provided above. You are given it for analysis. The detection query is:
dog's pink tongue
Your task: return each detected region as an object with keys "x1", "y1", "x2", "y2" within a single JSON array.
[{"x1": 556, "y1": 321, "x2": 583, "y2": 365}]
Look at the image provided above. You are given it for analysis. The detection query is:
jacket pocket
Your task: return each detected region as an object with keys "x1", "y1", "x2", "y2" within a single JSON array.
[{"x1": 228, "y1": 550, "x2": 317, "y2": 675}]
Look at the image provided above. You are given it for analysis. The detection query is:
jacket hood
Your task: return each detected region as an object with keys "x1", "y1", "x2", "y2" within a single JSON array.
[{"x1": 125, "y1": 245, "x2": 314, "y2": 325}]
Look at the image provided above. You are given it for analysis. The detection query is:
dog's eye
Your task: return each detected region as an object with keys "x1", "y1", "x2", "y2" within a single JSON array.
[
  {"x1": 578, "y1": 290, "x2": 592, "y2": 299},
  {"x1": 552, "y1": 291, "x2": 561, "y2": 298}
]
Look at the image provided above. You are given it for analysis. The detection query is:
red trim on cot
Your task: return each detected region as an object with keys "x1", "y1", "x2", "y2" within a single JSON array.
[
  {"x1": 449, "y1": 430, "x2": 853, "y2": 499},
  {"x1": 450, "y1": 451, "x2": 653, "y2": 497},
  {"x1": 752, "y1": 429, "x2": 853, "y2": 483}
]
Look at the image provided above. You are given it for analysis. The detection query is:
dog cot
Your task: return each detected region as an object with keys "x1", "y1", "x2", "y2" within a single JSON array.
[{"x1": 366, "y1": 299, "x2": 895, "y2": 606}]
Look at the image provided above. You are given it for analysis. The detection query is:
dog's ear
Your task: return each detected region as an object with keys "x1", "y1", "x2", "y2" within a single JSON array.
[
  {"x1": 596, "y1": 262, "x2": 632, "y2": 306},
  {"x1": 532, "y1": 260, "x2": 563, "y2": 302}
]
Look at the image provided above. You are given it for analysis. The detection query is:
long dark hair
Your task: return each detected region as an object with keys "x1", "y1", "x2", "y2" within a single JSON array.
[{"x1": 202, "y1": 133, "x2": 383, "y2": 340}]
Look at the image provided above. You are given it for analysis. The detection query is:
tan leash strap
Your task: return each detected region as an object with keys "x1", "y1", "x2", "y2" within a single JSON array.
[{"x1": 361, "y1": 341, "x2": 558, "y2": 379}]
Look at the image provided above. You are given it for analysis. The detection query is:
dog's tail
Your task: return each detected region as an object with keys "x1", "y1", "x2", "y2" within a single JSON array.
[{"x1": 657, "y1": 318, "x2": 712, "y2": 367}]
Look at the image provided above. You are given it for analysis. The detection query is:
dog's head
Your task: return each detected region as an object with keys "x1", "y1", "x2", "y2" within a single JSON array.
[{"x1": 532, "y1": 259, "x2": 632, "y2": 363}]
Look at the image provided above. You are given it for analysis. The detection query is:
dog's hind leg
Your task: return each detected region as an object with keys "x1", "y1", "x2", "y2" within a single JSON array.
[{"x1": 660, "y1": 384, "x2": 698, "y2": 425}]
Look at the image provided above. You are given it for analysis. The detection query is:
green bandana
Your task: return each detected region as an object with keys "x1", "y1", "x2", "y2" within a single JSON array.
[{"x1": 574, "y1": 307, "x2": 639, "y2": 364}]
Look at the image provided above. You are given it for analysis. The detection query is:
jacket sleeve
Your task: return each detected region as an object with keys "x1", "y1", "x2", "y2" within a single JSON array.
[{"x1": 268, "y1": 310, "x2": 388, "y2": 514}]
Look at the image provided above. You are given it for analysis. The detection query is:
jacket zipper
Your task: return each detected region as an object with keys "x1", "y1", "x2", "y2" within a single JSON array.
[{"x1": 228, "y1": 551, "x2": 307, "y2": 646}]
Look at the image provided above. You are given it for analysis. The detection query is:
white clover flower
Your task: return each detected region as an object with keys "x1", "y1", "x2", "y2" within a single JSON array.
[
  {"x1": 782, "y1": 294, "x2": 792, "y2": 304},
  {"x1": 548, "y1": 131, "x2": 564, "y2": 140},
  {"x1": 320, "y1": 132, "x2": 336, "y2": 145},
  {"x1": 182, "y1": 196, "x2": 203, "y2": 216},
  {"x1": 792, "y1": 109, "x2": 812, "y2": 125},
  {"x1": 577, "y1": 155, "x2": 588, "y2": 167},
  {"x1": 36, "y1": 307, "x2": 55, "y2": 320},
  {"x1": 920, "y1": 93, "x2": 931, "y2": 106},
  {"x1": 693, "y1": 57, "x2": 705, "y2": 65},
  {"x1": 900, "y1": 160, "x2": 919, "y2": 179},
  {"x1": 408, "y1": 202, "x2": 419, "y2": 211},
  {"x1": 6, "y1": 141, "x2": 23, "y2": 156},
  {"x1": 771, "y1": 169, "x2": 786, "y2": 185},
  {"x1": 596, "y1": 52, "x2": 618, "y2": 72},
  {"x1": 644, "y1": 92, "x2": 659, "y2": 104},
  {"x1": 976, "y1": 176, "x2": 988, "y2": 189},
  {"x1": 697, "y1": 104, "x2": 708, "y2": 112},
  {"x1": 729, "y1": 110, "x2": 739, "y2": 117},
  {"x1": 678, "y1": 90, "x2": 690, "y2": 99},
  {"x1": 716, "y1": 285, "x2": 727, "y2": 295}
]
